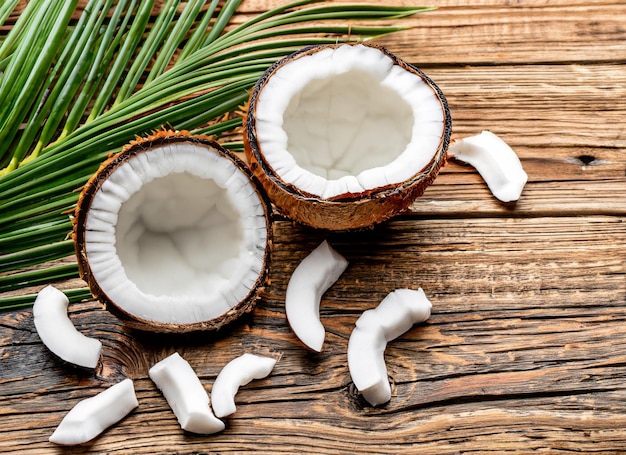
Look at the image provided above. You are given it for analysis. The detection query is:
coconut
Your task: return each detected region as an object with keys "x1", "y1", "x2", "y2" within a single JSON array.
[
  {"x1": 211, "y1": 353, "x2": 277, "y2": 418},
  {"x1": 73, "y1": 131, "x2": 271, "y2": 332},
  {"x1": 149, "y1": 352, "x2": 225, "y2": 434},
  {"x1": 348, "y1": 288, "x2": 432, "y2": 406},
  {"x1": 244, "y1": 43, "x2": 451, "y2": 230},
  {"x1": 285, "y1": 240, "x2": 348, "y2": 352}
]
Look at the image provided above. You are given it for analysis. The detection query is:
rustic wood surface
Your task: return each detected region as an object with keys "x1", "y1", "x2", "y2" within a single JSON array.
[{"x1": 1, "y1": 0, "x2": 625, "y2": 453}]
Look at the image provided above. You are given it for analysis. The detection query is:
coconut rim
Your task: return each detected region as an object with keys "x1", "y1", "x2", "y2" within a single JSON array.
[
  {"x1": 244, "y1": 42, "x2": 452, "y2": 204},
  {"x1": 73, "y1": 131, "x2": 273, "y2": 333}
]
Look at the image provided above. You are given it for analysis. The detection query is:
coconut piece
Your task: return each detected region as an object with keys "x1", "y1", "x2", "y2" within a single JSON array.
[
  {"x1": 347, "y1": 324, "x2": 389, "y2": 406},
  {"x1": 348, "y1": 288, "x2": 432, "y2": 406},
  {"x1": 285, "y1": 240, "x2": 348, "y2": 352},
  {"x1": 211, "y1": 353, "x2": 277, "y2": 418},
  {"x1": 33, "y1": 285, "x2": 102, "y2": 369},
  {"x1": 448, "y1": 130, "x2": 528, "y2": 202},
  {"x1": 245, "y1": 43, "x2": 451, "y2": 230},
  {"x1": 149, "y1": 352, "x2": 224, "y2": 434},
  {"x1": 49, "y1": 378, "x2": 138, "y2": 445},
  {"x1": 73, "y1": 131, "x2": 272, "y2": 332}
]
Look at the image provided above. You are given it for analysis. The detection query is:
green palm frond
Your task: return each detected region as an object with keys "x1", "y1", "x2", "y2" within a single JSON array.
[{"x1": 0, "y1": 0, "x2": 433, "y2": 310}]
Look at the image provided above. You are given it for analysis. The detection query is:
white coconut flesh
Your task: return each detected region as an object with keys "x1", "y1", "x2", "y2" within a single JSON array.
[
  {"x1": 448, "y1": 130, "x2": 528, "y2": 202},
  {"x1": 49, "y1": 378, "x2": 138, "y2": 445},
  {"x1": 254, "y1": 44, "x2": 445, "y2": 199},
  {"x1": 348, "y1": 288, "x2": 432, "y2": 406},
  {"x1": 285, "y1": 240, "x2": 348, "y2": 352},
  {"x1": 33, "y1": 285, "x2": 102, "y2": 369},
  {"x1": 83, "y1": 142, "x2": 268, "y2": 325},
  {"x1": 149, "y1": 352, "x2": 225, "y2": 434},
  {"x1": 211, "y1": 353, "x2": 277, "y2": 418}
]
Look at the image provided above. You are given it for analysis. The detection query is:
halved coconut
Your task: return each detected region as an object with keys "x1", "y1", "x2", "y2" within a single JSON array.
[
  {"x1": 73, "y1": 131, "x2": 271, "y2": 332},
  {"x1": 244, "y1": 43, "x2": 451, "y2": 230}
]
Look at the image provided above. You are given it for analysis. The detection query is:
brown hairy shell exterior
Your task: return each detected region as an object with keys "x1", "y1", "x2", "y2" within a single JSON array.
[
  {"x1": 244, "y1": 43, "x2": 452, "y2": 231},
  {"x1": 73, "y1": 131, "x2": 273, "y2": 333}
]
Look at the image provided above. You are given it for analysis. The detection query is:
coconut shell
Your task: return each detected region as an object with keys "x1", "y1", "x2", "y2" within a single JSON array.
[
  {"x1": 73, "y1": 131, "x2": 273, "y2": 333},
  {"x1": 244, "y1": 43, "x2": 452, "y2": 231}
]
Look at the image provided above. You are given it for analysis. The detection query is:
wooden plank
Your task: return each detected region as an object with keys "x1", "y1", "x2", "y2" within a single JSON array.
[
  {"x1": 411, "y1": 177, "x2": 626, "y2": 217},
  {"x1": 241, "y1": 0, "x2": 623, "y2": 9},
  {"x1": 1, "y1": 216, "x2": 625, "y2": 453},
  {"x1": 235, "y1": 1, "x2": 626, "y2": 65},
  {"x1": 383, "y1": 3, "x2": 626, "y2": 65},
  {"x1": 430, "y1": 64, "x2": 626, "y2": 148},
  {"x1": 406, "y1": 63, "x2": 626, "y2": 216}
]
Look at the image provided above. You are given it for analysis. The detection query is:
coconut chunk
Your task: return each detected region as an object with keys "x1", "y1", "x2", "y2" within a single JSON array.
[
  {"x1": 33, "y1": 285, "x2": 102, "y2": 369},
  {"x1": 74, "y1": 132, "x2": 271, "y2": 332},
  {"x1": 448, "y1": 130, "x2": 528, "y2": 202},
  {"x1": 49, "y1": 378, "x2": 138, "y2": 445},
  {"x1": 348, "y1": 288, "x2": 432, "y2": 406},
  {"x1": 285, "y1": 240, "x2": 348, "y2": 352},
  {"x1": 245, "y1": 43, "x2": 451, "y2": 230},
  {"x1": 347, "y1": 324, "x2": 389, "y2": 406},
  {"x1": 149, "y1": 352, "x2": 224, "y2": 434},
  {"x1": 211, "y1": 353, "x2": 277, "y2": 418}
]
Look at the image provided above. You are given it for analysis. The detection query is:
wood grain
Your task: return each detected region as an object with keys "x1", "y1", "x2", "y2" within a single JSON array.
[
  {"x1": 2, "y1": 216, "x2": 625, "y2": 453},
  {"x1": 1, "y1": 0, "x2": 625, "y2": 453}
]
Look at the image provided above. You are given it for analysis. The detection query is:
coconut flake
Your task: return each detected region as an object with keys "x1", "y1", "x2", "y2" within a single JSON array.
[
  {"x1": 285, "y1": 241, "x2": 348, "y2": 352},
  {"x1": 49, "y1": 378, "x2": 138, "y2": 445},
  {"x1": 33, "y1": 285, "x2": 102, "y2": 369},
  {"x1": 348, "y1": 288, "x2": 432, "y2": 406},
  {"x1": 448, "y1": 130, "x2": 528, "y2": 202},
  {"x1": 149, "y1": 352, "x2": 224, "y2": 434},
  {"x1": 211, "y1": 353, "x2": 277, "y2": 418}
]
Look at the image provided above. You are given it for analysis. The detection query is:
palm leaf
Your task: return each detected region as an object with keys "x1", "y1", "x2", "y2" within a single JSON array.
[{"x1": 0, "y1": 0, "x2": 432, "y2": 310}]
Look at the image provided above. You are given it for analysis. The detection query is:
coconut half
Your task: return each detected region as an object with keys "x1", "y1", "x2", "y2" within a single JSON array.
[
  {"x1": 244, "y1": 43, "x2": 451, "y2": 230},
  {"x1": 73, "y1": 131, "x2": 271, "y2": 332}
]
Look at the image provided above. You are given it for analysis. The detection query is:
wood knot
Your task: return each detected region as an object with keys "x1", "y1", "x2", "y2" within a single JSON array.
[{"x1": 577, "y1": 155, "x2": 596, "y2": 165}]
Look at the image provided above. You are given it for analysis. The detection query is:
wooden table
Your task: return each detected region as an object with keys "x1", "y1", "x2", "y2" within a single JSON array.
[{"x1": 2, "y1": 1, "x2": 625, "y2": 453}]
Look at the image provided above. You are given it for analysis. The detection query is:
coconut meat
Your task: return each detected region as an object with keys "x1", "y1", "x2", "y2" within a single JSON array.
[
  {"x1": 49, "y1": 378, "x2": 138, "y2": 445},
  {"x1": 254, "y1": 44, "x2": 445, "y2": 199},
  {"x1": 285, "y1": 240, "x2": 348, "y2": 352},
  {"x1": 83, "y1": 142, "x2": 267, "y2": 325},
  {"x1": 149, "y1": 352, "x2": 225, "y2": 434},
  {"x1": 211, "y1": 353, "x2": 277, "y2": 418},
  {"x1": 348, "y1": 288, "x2": 432, "y2": 406},
  {"x1": 33, "y1": 285, "x2": 102, "y2": 369},
  {"x1": 448, "y1": 130, "x2": 528, "y2": 202}
]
